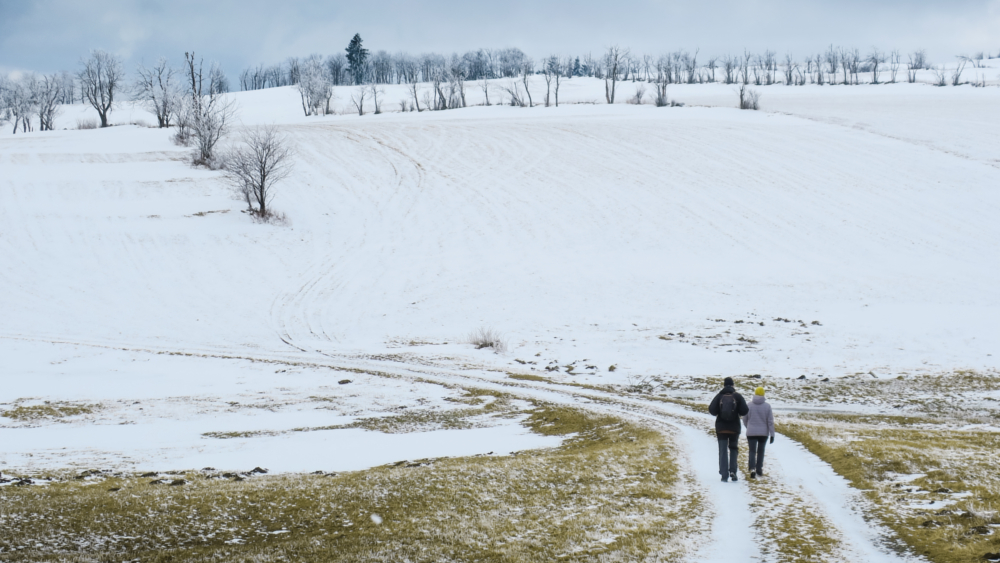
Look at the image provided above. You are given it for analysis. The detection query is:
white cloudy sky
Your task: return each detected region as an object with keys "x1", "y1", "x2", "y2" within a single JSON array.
[{"x1": 1, "y1": 0, "x2": 999, "y2": 77}]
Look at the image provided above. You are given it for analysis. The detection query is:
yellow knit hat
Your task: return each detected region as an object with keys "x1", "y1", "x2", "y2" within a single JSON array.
[{"x1": 755, "y1": 387, "x2": 765, "y2": 396}]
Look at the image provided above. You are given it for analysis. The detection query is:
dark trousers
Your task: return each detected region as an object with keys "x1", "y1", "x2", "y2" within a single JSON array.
[
  {"x1": 717, "y1": 433, "x2": 739, "y2": 478},
  {"x1": 747, "y1": 436, "x2": 768, "y2": 474}
]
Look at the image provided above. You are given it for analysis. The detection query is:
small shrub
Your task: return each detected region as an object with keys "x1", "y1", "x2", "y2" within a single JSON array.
[
  {"x1": 467, "y1": 327, "x2": 508, "y2": 354},
  {"x1": 628, "y1": 84, "x2": 646, "y2": 105},
  {"x1": 249, "y1": 209, "x2": 289, "y2": 226},
  {"x1": 76, "y1": 119, "x2": 97, "y2": 130}
]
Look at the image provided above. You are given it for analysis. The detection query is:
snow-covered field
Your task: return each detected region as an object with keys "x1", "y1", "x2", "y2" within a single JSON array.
[{"x1": 2, "y1": 71, "x2": 999, "y2": 561}]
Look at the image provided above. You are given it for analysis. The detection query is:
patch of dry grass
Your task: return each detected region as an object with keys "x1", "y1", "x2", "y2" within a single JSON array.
[{"x1": 0, "y1": 404, "x2": 703, "y2": 563}]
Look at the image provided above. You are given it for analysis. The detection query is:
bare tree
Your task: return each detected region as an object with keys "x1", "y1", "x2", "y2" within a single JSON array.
[
  {"x1": 909, "y1": 49, "x2": 927, "y2": 70},
  {"x1": 653, "y1": 71, "x2": 669, "y2": 106},
  {"x1": 783, "y1": 54, "x2": 796, "y2": 85},
  {"x1": 543, "y1": 57, "x2": 562, "y2": 107},
  {"x1": 888, "y1": 50, "x2": 901, "y2": 83},
  {"x1": 604, "y1": 46, "x2": 628, "y2": 104},
  {"x1": 479, "y1": 77, "x2": 491, "y2": 106},
  {"x1": 906, "y1": 54, "x2": 919, "y2": 83},
  {"x1": 370, "y1": 83, "x2": 385, "y2": 114},
  {"x1": 409, "y1": 80, "x2": 423, "y2": 111},
  {"x1": 297, "y1": 55, "x2": 334, "y2": 116},
  {"x1": 521, "y1": 59, "x2": 534, "y2": 106},
  {"x1": 134, "y1": 58, "x2": 179, "y2": 127},
  {"x1": 738, "y1": 84, "x2": 760, "y2": 110},
  {"x1": 867, "y1": 48, "x2": 885, "y2": 84},
  {"x1": 932, "y1": 66, "x2": 947, "y2": 86},
  {"x1": 722, "y1": 55, "x2": 736, "y2": 84},
  {"x1": 34, "y1": 74, "x2": 62, "y2": 131},
  {"x1": 179, "y1": 52, "x2": 238, "y2": 166},
  {"x1": 350, "y1": 86, "x2": 369, "y2": 115},
  {"x1": 952, "y1": 58, "x2": 967, "y2": 86},
  {"x1": 223, "y1": 125, "x2": 294, "y2": 219},
  {"x1": 5, "y1": 76, "x2": 36, "y2": 133},
  {"x1": 78, "y1": 50, "x2": 124, "y2": 127}
]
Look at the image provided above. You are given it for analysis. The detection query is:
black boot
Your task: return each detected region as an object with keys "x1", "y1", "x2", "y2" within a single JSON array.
[
  {"x1": 750, "y1": 470, "x2": 756, "y2": 479},
  {"x1": 730, "y1": 471, "x2": 738, "y2": 482}
]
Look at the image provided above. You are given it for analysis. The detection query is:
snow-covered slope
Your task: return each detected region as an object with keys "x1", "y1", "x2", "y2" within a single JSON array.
[{"x1": 2, "y1": 85, "x2": 998, "y2": 381}]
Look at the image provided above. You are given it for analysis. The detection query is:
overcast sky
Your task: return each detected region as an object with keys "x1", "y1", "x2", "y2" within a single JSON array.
[{"x1": 2, "y1": 0, "x2": 998, "y2": 78}]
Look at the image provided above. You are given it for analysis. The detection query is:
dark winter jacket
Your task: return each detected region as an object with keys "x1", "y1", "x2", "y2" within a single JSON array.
[{"x1": 708, "y1": 386, "x2": 749, "y2": 435}]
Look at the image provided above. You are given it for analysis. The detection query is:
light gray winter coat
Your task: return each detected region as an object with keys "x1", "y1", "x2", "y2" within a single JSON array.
[{"x1": 742, "y1": 395, "x2": 775, "y2": 437}]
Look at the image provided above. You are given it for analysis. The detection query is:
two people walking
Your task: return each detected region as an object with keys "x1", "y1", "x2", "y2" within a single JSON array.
[{"x1": 708, "y1": 376, "x2": 775, "y2": 482}]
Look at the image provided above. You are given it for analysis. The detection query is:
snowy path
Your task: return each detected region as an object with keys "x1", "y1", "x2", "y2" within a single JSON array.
[{"x1": 674, "y1": 423, "x2": 763, "y2": 562}]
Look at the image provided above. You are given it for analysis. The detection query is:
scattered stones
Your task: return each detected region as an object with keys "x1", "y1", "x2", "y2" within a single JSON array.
[
  {"x1": 338, "y1": 379, "x2": 352, "y2": 385},
  {"x1": 140, "y1": 472, "x2": 158, "y2": 478},
  {"x1": 797, "y1": 375, "x2": 807, "y2": 380},
  {"x1": 968, "y1": 526, "x2": 992, "y2": 536},
  {"x1": 811, "y1": 320, "x2": 822, "y2": 326},
  {"x1": 250, "y1": 467, "x2": 268, "y2": 474},
  {"x1": 108, "y1": 487, "x2": 121, "y2": 492},
  {"x1": 935, "y1": 487, "x2": 953, "y2": 494},
  {"x1": 168, "y1": 479, "x2": 186, "y2": 486},
  {"x1": 821, "y1": 377, "x2": 830, "y2": 382},
  {"x1": 920, "y1": 520, "x2": 940, "y2": 528},
  {"x1": 149, "y1": 479, "x2": 167, "y2": 485}
]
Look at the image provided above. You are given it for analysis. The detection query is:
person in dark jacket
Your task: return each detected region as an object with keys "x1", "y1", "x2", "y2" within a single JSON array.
[{"x1": 708, "y1": 376, "x2": 749, "y2": 482}]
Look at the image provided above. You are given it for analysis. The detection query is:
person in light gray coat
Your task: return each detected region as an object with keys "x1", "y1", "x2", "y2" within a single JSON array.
[{"x1": 742, "y1": 386, "x2": 775, "y2": 478}]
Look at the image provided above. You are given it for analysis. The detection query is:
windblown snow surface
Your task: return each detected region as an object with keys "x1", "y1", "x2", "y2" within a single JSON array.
[{"x1": 2, "y1": 73, "x2": 999, "y2": 562}]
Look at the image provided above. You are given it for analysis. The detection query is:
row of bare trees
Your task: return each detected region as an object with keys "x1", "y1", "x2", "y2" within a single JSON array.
[{"x1": 0, "y1": 73, "x2": 65, "y2": 133}]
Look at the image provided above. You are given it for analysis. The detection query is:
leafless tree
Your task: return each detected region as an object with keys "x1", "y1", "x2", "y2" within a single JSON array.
[
  {"x1": 822, "y1": 46, "x2": 836, "y2": 83},
  {"x1": 521, "y1": 59, "x2": 534, "y2": 106},
  {"x1": 409, "y1": 80, "x2": 422, "y2": 111},
  {"x1": 5, "y1": 76, "x2": 36, "y2": 133},
  {"x1": 706, "y1": 57, "x2": 718, "y2": 82},
  {"x1": 906, "y1": 54, "x2": 919, "y2": 83},
  {"x1": 370, "y1": 83, "x2": 385, "y2": 114},
  {"x1": 722, "y1": 55, "x2": 736, "y2": 84},
  {"x1": 224, "y1": 125, "x2": 294, "y2": 219},
  {"x1": 543, "y1": 56, "x2": 560, "y2": 107},
  {"x1": 501, "y1": 79, "x2": 525, "y2": 107},
  {"x1": 479, "y1": 77, "x2": 491, "y2": 106},
  {"x1": 952, "y1": 58, "x2": 967, "y2": 86},
  {"x1": 909, "y1": 49, "x2": 927, "y2": 70},
  {"x1": 179, "y1": 52, "x2": 238, "y2": 166},
  {"x1": 738, "y1": 84, "x2": 760, "y2": 110},
  {"x1": 739, "y1": 50, "x2": 752, "y2": 85},
  {"x1": 604, "y1": 45, "x2": 628, "y2": 104},
  {"x1": 887, "y1": 50, "x2": 901, "y2": 83},
  {"x1": 297, "y1": 55, "x2": 334, "y2": 116},
  {"x1": 867, "y1": 48, "x2": 885, "y2": 84},
  {"x1": 350, "y1": 86, "x2": 369, "y2": 115},
  {"x1": 932, "y1": 66, "x2": 947, "y2": 86},
  {"x1": 134, "y1": 58, "x2": 179, "y2": 127},
  {"x1": 783, "y1": 54, "x2": 796, "y2": 85},
  {"x1": 78, "y1": 50, "x2": 124, "y2": 127},
  {"x1": 34, "y1": 74, "x2": 62, "y2": 131}
]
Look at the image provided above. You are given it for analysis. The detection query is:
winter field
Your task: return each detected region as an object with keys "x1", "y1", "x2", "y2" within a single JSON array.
[{"x1": 2, "y1": 66, "x2": 1000, "y2": 562}]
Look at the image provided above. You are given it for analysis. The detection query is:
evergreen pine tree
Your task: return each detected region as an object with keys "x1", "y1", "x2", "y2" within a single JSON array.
[
  {"x1": 345, "y1": 33, "x2": 369, "y2": 85},
  {"x1": 572, "y1": 57, "x2": 581, "y2": 77}
]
